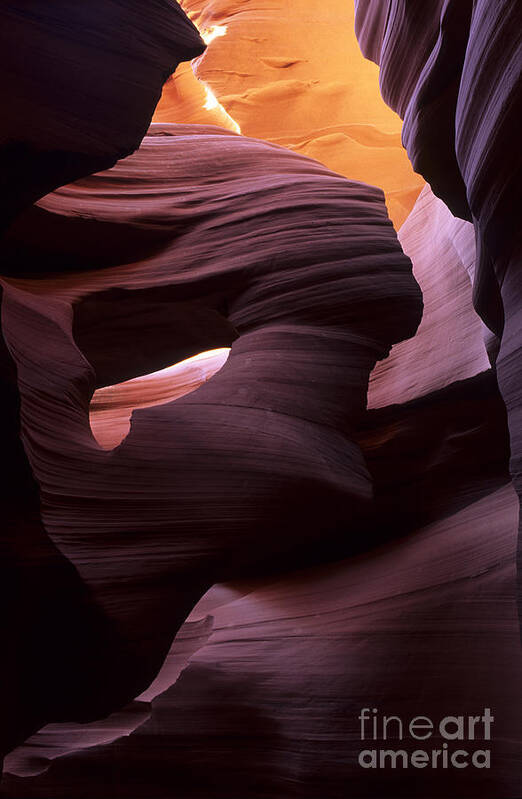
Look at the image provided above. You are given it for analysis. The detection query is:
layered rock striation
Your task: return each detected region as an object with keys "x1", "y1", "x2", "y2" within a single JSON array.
[
  {"x1": 0, "y1": 2, "x2": 520, "y2": 796},
  {"x1": 0, "y1": 124, "x2": 421, "y2": 756},
  {"x1": 155, "y1": 0, "x2": 424, "y2": 229},
  {"x1": 0, "y1": 1, "x2": 204, "y2": 226},
  {"x1": 355, "y1": 0, "x2": 522, "y2": 626}
]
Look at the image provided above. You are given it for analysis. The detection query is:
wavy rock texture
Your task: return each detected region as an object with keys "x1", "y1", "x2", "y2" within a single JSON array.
[
  {"x1": 153, "y1": 0, "x2": 424, "y2": 229},
  {"x1": 1, "y1": 2, "x2": 520, "y2": 796},
  {"x1": 354, "y1": 0, "x2": 522, "y2": 322},
  {"x1": 0, "y1": 2, "x2": 202, "y2": 760},
  {"x1": 0, "y1": 124, "x2": 422, "y2": 764},
  {"x1": 354, "y1": 2, "x2": 522, "y2": 599},
  {"x1": 2, "y1": 128, "x2": 517, "y2": 793},
  {"x1": 0, "y1": 1, "x2": 204, "y2": 225},
  {"x1": 90, "y1": 349, "x2": 231, "y2": 451},
  {"x1": 4, "y1": 483, "x2": 520, "y2": 798},
  {"x1": 368, "y1": 184, "x2": 490, "y2": 408}
]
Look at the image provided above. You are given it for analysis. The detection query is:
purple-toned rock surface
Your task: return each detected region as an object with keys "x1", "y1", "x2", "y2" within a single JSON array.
[
  {"x1": 0, "y1": 2, "x2": 203, "y2": 225},
  {"x1": 354, "y1": 0, "x2": 522, "y2": 631},
  {"x1": 3, "y1": 483, "x2": 520, "y2": 798},
  {"x1": 368, "y1": 184, "x2": 490, "y2": 408},
  {"x1": 1, "y1": 126, "x2": 517, "y2": 797},
  {"x1": 0, "y1": 124, "x2": 422, "y2": 759},
  {"x1": 0, "y1": 3, "x2": 520, "y2": 796}
]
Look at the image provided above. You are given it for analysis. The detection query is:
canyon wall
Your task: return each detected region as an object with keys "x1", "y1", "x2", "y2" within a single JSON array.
[
  {"x1": 0, "y1": 1, "x2": 520, "y2": 797},
  {"x1": 355, "y1": 0, "x2": 522, "y2": 622}
]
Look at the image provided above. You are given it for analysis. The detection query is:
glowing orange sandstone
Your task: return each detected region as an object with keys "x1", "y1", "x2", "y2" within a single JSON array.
[
  {"x1": 155, "y1": 0, "x2": 423, "y2": 230},
  {"x1": 146, "y1": 2, "x2": 426, "y2": 420}
]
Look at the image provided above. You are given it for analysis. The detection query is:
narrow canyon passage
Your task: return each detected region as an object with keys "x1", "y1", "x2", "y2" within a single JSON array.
[{"x1": 0, "y1": 2, "x2": 520, "y2": 798}]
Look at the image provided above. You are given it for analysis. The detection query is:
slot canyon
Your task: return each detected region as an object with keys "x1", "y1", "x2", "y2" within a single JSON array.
[{"x1": 0, "y1": 2, "x2": 520, "y2": 797}]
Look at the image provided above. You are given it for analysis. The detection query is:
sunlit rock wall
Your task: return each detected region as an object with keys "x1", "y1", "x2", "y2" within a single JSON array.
[{"x1": 155, "y1": 0, "x2": 423, "y2": 229}]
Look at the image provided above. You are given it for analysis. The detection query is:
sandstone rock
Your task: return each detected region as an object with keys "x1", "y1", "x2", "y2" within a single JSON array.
[
  {"x1": 155, "y1": 0, "x2": 424, "y2": 229},
  {"x1": 354, "y1": 0, "x2": 522, "y2": 633},
  {"x1": 0, "y1": 125, "x2": 421, "y2": 758},
  {"x1": 0, "y1": 1, "x2": 204, "y2": 225}
]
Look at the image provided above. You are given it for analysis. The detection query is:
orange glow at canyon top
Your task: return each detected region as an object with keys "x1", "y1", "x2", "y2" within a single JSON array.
[
  {"x1": 97, "y1": 0, "x2": 424, "y2": 440},
  {"x1": 155, "y1": 0, "x2": 423, "y2": 229}
]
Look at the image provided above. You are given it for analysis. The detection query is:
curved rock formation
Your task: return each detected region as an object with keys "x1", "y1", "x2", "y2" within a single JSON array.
[
  {"x1": 368, "y1": 184, "x2": 490, "y2": 408},
  {"x1": 354, "y1": 0, "x2": 522, "y2": 628},
  {"x1": 3, "y1": 479, "x2": 519, "y2": 798},
  {"x1": 0, "y1": 1, "x2": 204, "y2": 225},
  {"x1": 154, "y1": 0, "x2": 424, "y2": 229},
  {"x1": 1, "y1": 3, "x2": 520, "y2": 795},
  {"x1": 89, "y1": 349, "x2": 231, "y2": 451},
  {"x1": 0, "y1": 124, "x2": 421, "y2": 753},
  {"x1": 0, "y1": 2, "x2": 204, "y2": 760}
]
